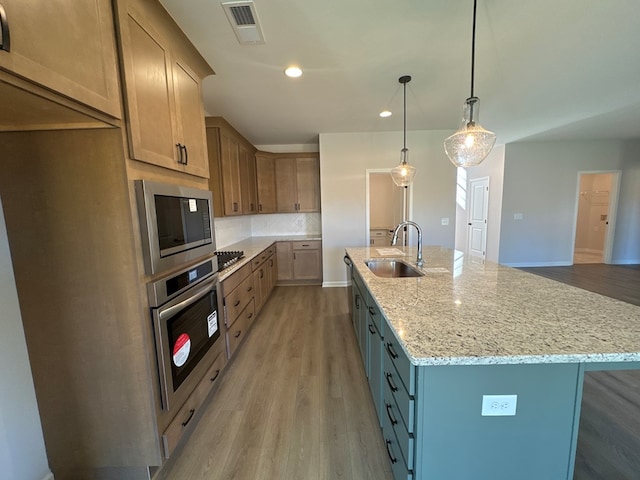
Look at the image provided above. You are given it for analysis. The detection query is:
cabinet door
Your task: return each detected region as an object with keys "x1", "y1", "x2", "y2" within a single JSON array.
[
  {"x1": 119, "y1": 7, "x2": 178, "y2": 169},
  {"x1": 276, "y1": 241, "x2": 293, "y2": 281},
  {"x1": 368, "y1": 307, "x2": 383, "y2": 425},
  {"x1": 267, "y1": 255, "x2": 277, "y2": 296},
  {"x1": 252, "y1": 267, "x2": 265, "y2": 313},
  {"x1": 295, "y1": 157, "x2": 321, "y2": 212},
  {"x1": 173, "y1": 59, "x2": 208, "y2": 178},
  {"x1": 240, "y1": 144, "x2": 258, "y2": 214},
  {"x1": 274, "y1": 157, "x2": 298, "y2": 213},
  {"x1": 292, "y1": 249, "x2": 322, "y2": 280},
  {"x1": 0, "y1": 0, "x2": 121, "y2": 118},
  {"x1": 220, "y1": 132, "x2": 242, "y2": 215},
  {"x1": 255, "y1": 154, "x2": 277, "y2": 213}
]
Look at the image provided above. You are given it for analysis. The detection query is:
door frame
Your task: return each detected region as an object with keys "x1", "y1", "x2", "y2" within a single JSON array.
[
  {"x1": 571, "y1": 170, "x2": 621, "y2": 264},
  {"x1": 467, "y1": 176, "x2": 490, "y2": 261},
  {"x1": 365, "y1": 169, "x2": 412, "y2": 246}
]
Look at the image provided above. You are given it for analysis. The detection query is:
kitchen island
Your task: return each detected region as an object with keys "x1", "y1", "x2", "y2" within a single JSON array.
[{"x1": 345, "y1": 246, "x2": 640, "y2": 480}]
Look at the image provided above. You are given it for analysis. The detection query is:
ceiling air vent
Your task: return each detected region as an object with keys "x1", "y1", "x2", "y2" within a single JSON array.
[{"x1": 221, "y1": 1, "x2": 265, "y2": 45}]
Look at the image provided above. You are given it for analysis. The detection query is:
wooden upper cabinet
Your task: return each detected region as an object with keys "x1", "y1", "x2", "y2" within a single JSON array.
[
  {"x1": 172, "y1": 60, "x2": 209, "y2": 177},
  {"x1": 115, "y1": 0, "x2": 213, "y2": 178},
  {"x1": 275, "y1": 155, "x2": 321, "y2": 213},
  {"x1": 0, "y1": 0, "x2": 121, "y2": 118},
  {"x1": 255, "y1": 153, "x2": 277, "y2": 214},
  {"x1": 206, "y1": 117, "x2": 258, "y2": 217},
  {"x1": 240, "y1": 144, "x2": 258, "y2": 214},
  {"x1": 219, "y1": 130, "x2": 242, "y2": 215}
]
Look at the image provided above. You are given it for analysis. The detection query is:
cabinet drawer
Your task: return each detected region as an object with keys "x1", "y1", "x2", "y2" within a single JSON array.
[
  {"x1": 383, "y1": 348, "x2": 414, "y2": 434},
  {"x1": 251, "y1": 248, "x2": 270, "y2": 270},
  {"x1": 383, "y1": 384, "x2": 414, "y2": 469},
  {"x1": 382, "y1": 401, "x2": 413, "y2": 480},
  {"x1": 225, "y1": 274, "x2": 254, "y2": 327},
  {"x1": 384, "y1": 329, "x2": 415, "y2": 395},
  {"x1": 162, "y1": 350, "x2": 226, "y2": 458},
  {"x1": 226, "y1": 299, "x2": 254, "y2": 357},
  {"x1": 222, "y1": 262, "x2": 252, "y2": 294},
  {"x1": 292, "y1": 240, "x2": 321, "y2": 250}
]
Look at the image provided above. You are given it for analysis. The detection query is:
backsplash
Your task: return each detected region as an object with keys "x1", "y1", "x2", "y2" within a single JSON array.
[{"x1": 214, "y1": 213, "x2": 322, "y2": 249}]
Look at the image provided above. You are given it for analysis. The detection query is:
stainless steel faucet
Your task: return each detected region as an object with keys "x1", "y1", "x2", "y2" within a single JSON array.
[{"x1": 391, "y1": 221, "x2": 424, "y2": 267}]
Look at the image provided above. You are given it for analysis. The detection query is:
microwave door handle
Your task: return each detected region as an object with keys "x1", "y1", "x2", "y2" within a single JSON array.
[{"x1": 158, "y1": 280, "x2": 215, "y2": 321}]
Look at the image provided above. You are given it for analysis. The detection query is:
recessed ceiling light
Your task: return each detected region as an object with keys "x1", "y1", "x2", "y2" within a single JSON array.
[
  {"x1": 284, "y1": 66, "x2": 303, "y2": 78},
  {"x1": 379, "y1": 110, "x2": 392, "y2": 118}
]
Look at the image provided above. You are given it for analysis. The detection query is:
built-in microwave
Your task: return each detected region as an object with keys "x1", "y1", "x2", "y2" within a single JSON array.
[{"x1": 135, "y1": 180, "x2": 216, "y2": 275}]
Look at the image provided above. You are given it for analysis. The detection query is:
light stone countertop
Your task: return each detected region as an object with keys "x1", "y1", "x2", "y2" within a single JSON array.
[
  {"x1": 217, "y1": 235, "x2": 321, "y2": 282},
  {"x1": 345, "y1": 246, "x2": 640, "y2": 367}
]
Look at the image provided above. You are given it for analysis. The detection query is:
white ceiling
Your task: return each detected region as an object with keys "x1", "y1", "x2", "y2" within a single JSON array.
[{"x1": 159, "y1": 0, "x2": 640, "y2": 147}]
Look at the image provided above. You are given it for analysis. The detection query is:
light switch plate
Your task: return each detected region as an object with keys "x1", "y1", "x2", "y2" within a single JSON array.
[{"x1": 481, "y1": 394, "x2": 517, "y2": 416}]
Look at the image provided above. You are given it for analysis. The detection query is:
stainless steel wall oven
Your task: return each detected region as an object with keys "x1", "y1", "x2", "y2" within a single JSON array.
[{"x1": 148, "y1": 257, "x2": 221, "y2": 412}]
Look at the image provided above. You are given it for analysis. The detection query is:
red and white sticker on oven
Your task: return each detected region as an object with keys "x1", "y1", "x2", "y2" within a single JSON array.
[{"x1": 172, "y1": 333, "x2": 191, "y2": 367}]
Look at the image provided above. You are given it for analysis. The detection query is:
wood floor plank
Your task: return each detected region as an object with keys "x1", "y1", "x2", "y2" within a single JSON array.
[{"x1": 156, "y1": 286, "x2": 391, "y2": 480}]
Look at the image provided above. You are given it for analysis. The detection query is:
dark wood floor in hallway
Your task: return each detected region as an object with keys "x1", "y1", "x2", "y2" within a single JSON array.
[{"x1": 157, "y1": 286, "x2": 393, "y2": 480}]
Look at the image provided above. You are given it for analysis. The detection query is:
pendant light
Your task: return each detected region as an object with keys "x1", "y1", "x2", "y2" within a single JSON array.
[
  {"x1": 444, "y1": 0, "x2": 496, "y2": 167},
  {"x1": 391, "y1": 75, "x2": 417, "y2": 187}
]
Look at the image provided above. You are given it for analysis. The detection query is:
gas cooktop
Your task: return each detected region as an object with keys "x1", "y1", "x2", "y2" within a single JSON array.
[{"x1": 214, "y1": 250, "x2": 244, "y2": 272}]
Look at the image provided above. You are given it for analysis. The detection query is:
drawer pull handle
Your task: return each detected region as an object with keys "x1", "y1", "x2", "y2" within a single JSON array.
[
  {"x1": 247, "y1": 286, "x2": 253, "y2": 292},
  {"x1": 386, "y1": 342, "x2": 399, "y2": 359},
  {"x1": 355, "y1": 295, "x2": 360, "y2": 309},
  {"x1": 181, "y1": 409, "x2": 195, "y2": 427},
  {"x1": 385, "y1": 440, "x2": 398, "y2": 464},
  {"x1": 368, "y1": 306, "x2": 376, "y2": 315},
  {"x1": 368, "y1": 324, "x2": 376, "y2": 335},
  {"x1": 210, "y1": 369, "x2": 220, "y2": 382},
  {"x1": 234, "y1": 300, "x2": 241, "y2": 307},
  {"x1": 234, "y1": 330, "x2": 242, "y2": 338},
  {"x1": 385, "y1": 402, "x2": 398, "y2": 425},
  {"x1": 385, "y1": 372, "x2": 399, "y2": 392},
  {"x1": 247, "y1": 312, "x2": 253, "y2": 319}
]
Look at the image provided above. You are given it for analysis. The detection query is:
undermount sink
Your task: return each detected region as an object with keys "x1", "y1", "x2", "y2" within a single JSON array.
[{"x1": 365, "y1": 259, "x2": 424, "y2": 278}]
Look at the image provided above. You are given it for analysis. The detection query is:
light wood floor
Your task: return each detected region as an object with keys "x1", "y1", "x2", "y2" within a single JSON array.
[
  {"x1": 519, "y1": 264, "x2": 640, "y2": 480},
  {"x1": 157, "y1": 286, "x2": 393, "y2": 480}
]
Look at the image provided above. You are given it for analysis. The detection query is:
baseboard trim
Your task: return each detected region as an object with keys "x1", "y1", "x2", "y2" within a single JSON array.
[
  {"x1": 503, "y1": 261, "x2": 573, "y2": 268},
  {"x1": 611, "y1": 259, "x2": 640, "y2": 265},
  {"x1": 322, "y1": 281, "x2": 349, "y2": 288}
]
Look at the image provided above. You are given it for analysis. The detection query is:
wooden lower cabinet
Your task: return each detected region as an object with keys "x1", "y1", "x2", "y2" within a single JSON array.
[
  {"x1": 276, "y1": 240, "x2": 322, "y2": 285},
  {"x1": 226, "y1": 299, "x2": 254, "y2": 358},
  {"x1": 162, "y1": 348, "x2": 227, "y2": 458},
  {"x1": 251, "y1": 245, "x2": 276, "y2": 313}
]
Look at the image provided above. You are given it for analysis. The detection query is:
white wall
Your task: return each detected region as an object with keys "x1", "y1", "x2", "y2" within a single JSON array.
[
  {"x1": 499, "y1": 140, "x2": 640, "y2": 266},
  {"x1": 454, "y1": 145, "x2": 506, "y2": 263},
  {"x1": 0, "y1": 197, "x2": 52, "y2": 480},
  {"x1": 320, "y1": 130, "x2": 457, "y2": 286}
]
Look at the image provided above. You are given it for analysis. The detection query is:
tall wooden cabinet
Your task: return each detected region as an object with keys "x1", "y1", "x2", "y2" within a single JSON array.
[
  {"x1": 115, "y1": 0, "x2": 212, "y2": 178},
  {"x1": 206, "y1": 117, "x2": 258, "y2": 217},
  {"x1": 255, "y1": 152, "x2": 277, "y2": 213},
  {"x1": 0, "y1": 0, "x2": 121, "y2": 119}
]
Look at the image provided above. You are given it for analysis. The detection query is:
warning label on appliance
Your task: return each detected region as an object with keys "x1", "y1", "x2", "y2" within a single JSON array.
[
  {"x1": 207, "y1": 311, "x2": 218, "y2": 337},
  {"x1": 172, "y1": 333, "x2": 191, "y2": 367}
]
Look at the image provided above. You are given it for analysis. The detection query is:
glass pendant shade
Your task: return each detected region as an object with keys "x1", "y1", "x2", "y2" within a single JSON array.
[
  {"x1": 444, "y1": 97, "x2": 496, "y2": 167},
  {"x1": 391, "y1": 148, "x2": 417, "y2": 186}
]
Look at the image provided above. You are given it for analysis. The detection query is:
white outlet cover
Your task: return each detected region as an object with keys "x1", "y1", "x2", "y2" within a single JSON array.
[
  {"x1": 441, "y1": 217, "x2": 449, "y2": 226},
  {"x1": 481, "y1": 394, "x2": 517, "y2": 416}
]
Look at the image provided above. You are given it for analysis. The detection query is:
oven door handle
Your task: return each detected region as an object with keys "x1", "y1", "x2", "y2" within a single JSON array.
[{"x1": 158, "y1": 279, "x2": 216, "y2": 321}]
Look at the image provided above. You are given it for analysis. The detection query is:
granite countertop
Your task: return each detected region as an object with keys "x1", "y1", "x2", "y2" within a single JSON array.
[
  {"x1": 346, "y1": 246, "x2": 640, "y2": 367},
  {"x1": 217, "y1": 235, "x2": 322, "y2": 282}
]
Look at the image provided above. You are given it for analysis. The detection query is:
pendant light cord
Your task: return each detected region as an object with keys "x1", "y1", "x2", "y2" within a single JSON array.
[
  {"x1": 470, "y1": 0, "x2": 477, "y2": 98},
  {"x1": 403, "y1": 80, "x2": 407, "y2": 153}
]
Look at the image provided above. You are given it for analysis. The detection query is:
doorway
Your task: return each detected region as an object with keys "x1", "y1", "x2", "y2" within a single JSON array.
[
  {"x1": 467, "y1": 177, "x2": 490, "y2": 260},
  {"x1": 573, "y1": 172, "x2": 620, "y2": 264},
  {"x1": 366, "y1": 170, "x2": 406, "y2": 247}
]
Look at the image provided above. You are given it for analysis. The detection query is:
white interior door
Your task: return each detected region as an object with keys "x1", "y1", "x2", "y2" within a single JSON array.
[{"x1": 467, "y1": 177, "x2": 489, "y2": 260}]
